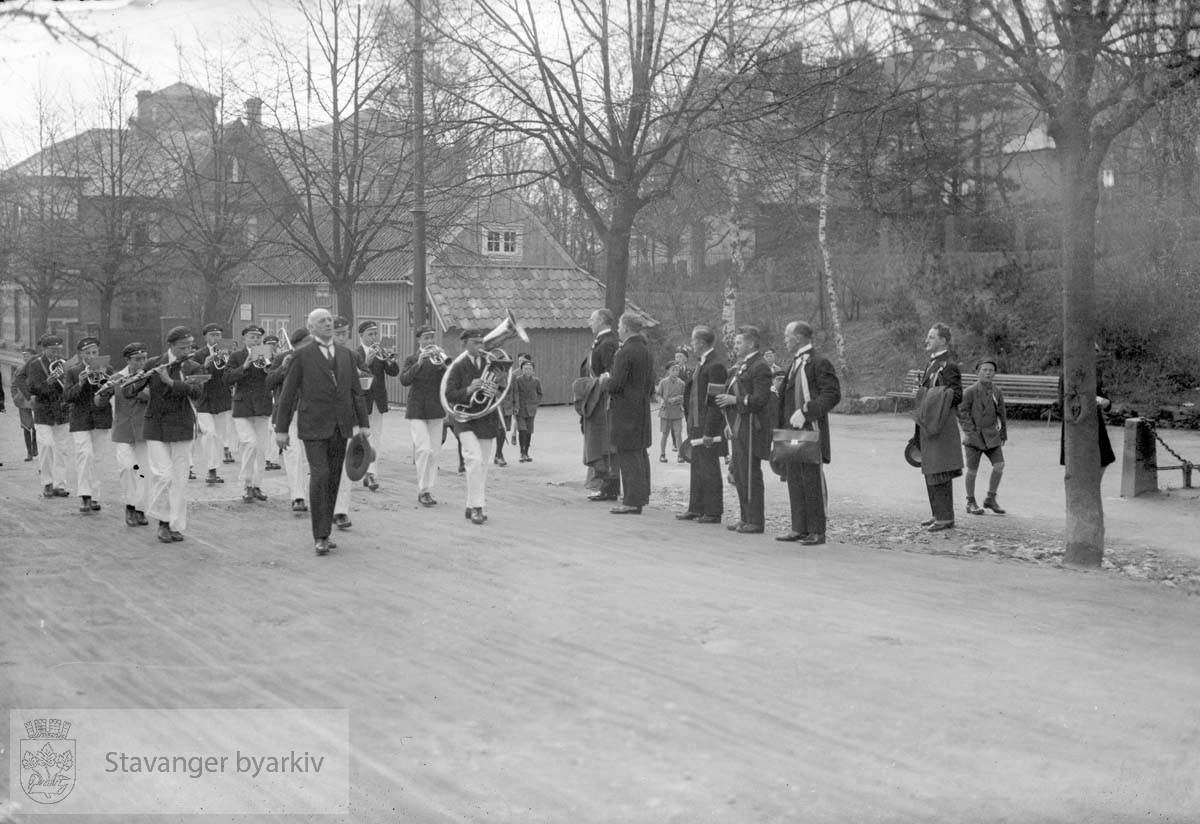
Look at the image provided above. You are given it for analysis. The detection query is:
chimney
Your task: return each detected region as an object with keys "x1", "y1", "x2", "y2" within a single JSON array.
[
  {"x1": 245, "y1": 97, "x2": 262, "y2": 127},
  {"x1": 136, "y1": 90, "x2": 154, "y2": 129}
]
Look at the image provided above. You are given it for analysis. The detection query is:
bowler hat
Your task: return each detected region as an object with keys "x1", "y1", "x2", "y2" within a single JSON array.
[
  {"x1": 904, "y1": 439, "x2": 922, "y2": 469},
  {"x1": 344, "y1": 432, "x2": 376, "y2": 482}
]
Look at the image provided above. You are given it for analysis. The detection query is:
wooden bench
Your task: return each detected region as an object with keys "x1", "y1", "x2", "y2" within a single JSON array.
[{"x1": 888, "y1": 369, "x2": 1060, "y2": 423}]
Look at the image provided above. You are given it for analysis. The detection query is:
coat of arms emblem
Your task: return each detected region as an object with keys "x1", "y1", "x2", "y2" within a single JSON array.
[{"x1": 20, "y1": 718, "x2": 76, "y2": 803}]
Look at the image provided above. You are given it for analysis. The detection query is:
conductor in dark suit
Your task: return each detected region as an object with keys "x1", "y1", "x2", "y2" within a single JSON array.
[
  {"x1": 601, "y1": 312, "x2": 655, "y2": 514},
  {"x1": 776, "y1": 321, "x2": 841, "y2": 545},
  {"x1": 675, "y1": 325, "x2": 727, "y2": 524},
  {"x1": 275, "y1": 308, "x2": 370, "y2": 555},
  {"x1": 716, "y1": 326, "x2": 774, "y2": 534}
]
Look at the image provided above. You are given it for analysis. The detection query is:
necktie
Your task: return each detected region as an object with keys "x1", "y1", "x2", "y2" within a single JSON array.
[{"x1": 323, "y1": 344, "x2": 334, "y2": 362}]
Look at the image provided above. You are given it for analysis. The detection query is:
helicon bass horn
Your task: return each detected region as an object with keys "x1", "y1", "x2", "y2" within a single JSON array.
[{"x1": 439, "y1": 310, "x2": 529, "y2": 423}]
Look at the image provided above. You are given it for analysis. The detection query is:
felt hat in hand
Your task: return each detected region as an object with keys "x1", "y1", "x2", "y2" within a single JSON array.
[{"x1": 345, "y1": 432, "x2": 376, "y2": 482}]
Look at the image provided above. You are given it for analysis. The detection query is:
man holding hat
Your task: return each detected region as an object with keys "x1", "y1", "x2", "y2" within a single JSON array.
[
  {"x1": 100, "y1": 342, "x2": 152, "y2": 527},
  {"x1": 443, "y1": 327, "x2": 502, "y2": 524},
  {"x1": 191, "y1": 322, "x2": 236, "y2": 484},
  {"x1": 63, "y1": 336, "x2": 114, "y2": 514},
  {"x1": 11, "y1": 347, "x2": 39, "y2": 462},
  {"x1": 266, "y1": 327, "x2": 313, "y2": 513},
  {"x1": 224, "y1": 325, "x2": 275, "y2": 504},
  {"x1": 959, "y1": 356, "x2": 1008, "y2": 516},
  {"x1": 400, "y1": 323, "x2": 448, "y2": 507},
  {"x1": 26, "y1": 333, "x2": 73, "y2": 498},
  {"x1": 355, "y1": 320, "x2": 400, "y2": 491}
]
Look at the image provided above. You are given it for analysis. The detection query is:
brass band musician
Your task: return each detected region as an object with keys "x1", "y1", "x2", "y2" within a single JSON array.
[{"x1": 355, "y1": 320, "x2": 400, "y2": 492}]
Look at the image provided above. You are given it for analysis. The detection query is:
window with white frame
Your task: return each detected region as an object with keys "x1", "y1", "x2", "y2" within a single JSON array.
[
  {"x1": 260, "y1": 315, "x2": 290, "y2": 338},
  {"x1": 358, "y1": 319, "x2": 398, "y2": 349},
  {"x1": 484, "y1": 226, "x2": 522, "y2": 257}
]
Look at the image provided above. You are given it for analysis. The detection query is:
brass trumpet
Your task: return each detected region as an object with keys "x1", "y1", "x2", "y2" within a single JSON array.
[
  {"x1": 47, "y1": 358, "x2": 67, "y2": 387},
  {"x1": 211, "y1": 349, "x2": 230, "y2": 369},
  {"x1": 419, "y1": 344, "x2": 446, "y2": 366},
  {"x1": 369, "y1": 342, "x2": 396, "y2": 362}
]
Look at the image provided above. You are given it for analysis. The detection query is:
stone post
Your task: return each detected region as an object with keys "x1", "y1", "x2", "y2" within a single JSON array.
[{"x1": 1120, "y1": 417, "x2": 1158, "y2": 498}]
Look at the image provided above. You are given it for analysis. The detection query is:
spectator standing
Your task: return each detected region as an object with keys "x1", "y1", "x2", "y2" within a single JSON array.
[
  {"x1": 11, "y1": 347, "x2": 38, "y2": 462},
  {"x1": 716, "y1": 326, "x2": 774, "y2": 534},
  {"x1": 603, "y1": 312, "x2": 655, "y2": 515},
  {"x1": 911, "y1": 323, "x2": 964, "y2": 531},
  {"x1": 514, "y1": 360, "x2": 543, "y2": 462},
  {"x1": 656, "y1": 363, "x2": 685, "y2": 462},
  {"x1": 675, "y1": 325, "x2": 727, "y2": 525},
  {"x1": 959, "y1": 357, "x2": 1008, "y2": 515}
]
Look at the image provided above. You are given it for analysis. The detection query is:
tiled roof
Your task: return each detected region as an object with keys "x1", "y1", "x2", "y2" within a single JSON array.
[
  {"x1": 429, "y1": 265, "x2": 609, "y2": 331},
  {"x1": 238, "y1": 218, "x2": 414, "y2": 284}
]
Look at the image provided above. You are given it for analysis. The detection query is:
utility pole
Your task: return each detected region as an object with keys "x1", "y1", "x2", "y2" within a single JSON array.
[{"x1": 409, "y1": 0, "x2": 428, "y2": 330}]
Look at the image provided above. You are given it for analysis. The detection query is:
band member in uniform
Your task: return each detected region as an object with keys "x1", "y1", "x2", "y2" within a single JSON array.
[
  {"x1": 443, "y1": 328, "x2": 503, "y2": 525},
  {"x1": 133, "y1": 326, "x2": 204, "y2": 543},
  {"x1": 775, "y1": 321, "x2": 841, "y2": 545},
  {"x1": 11, "y1": 347, "x2": 39, "y2": 461},
  {"x1": 400, "y1": 324, "x2": 448, "y2": 506},
  {"x1": 583, "y1": 308, "x2": 621, "y2": 501},
  {"x1": 224, "y1": 325, "x2": 275, "y2": 504},
  {"x1": 267, "y1": 327, "x2": 312, "y2": 513},
  {"x1": 716, "y1": 326, "x2": 774, "y2": 534},
  {"x1": 191, "y1": 322, "x2": 235, "y2": 485},
  {"x1": 100, "y1": 342, "x2": 152, "y2": 527},
  {"x1": 275, "y1": 308, "x2": 370, "y2": 555},
  {"x1": 26, "y1": 333, "x2": 73, "y2": 498},
  {"x1": 355, "y1": 320, "x2": 400, "y2": 491},
  {"x1": 63, "y1": 336, "x2": 114, "y2": 514},
  {"x1": 676, "y1": 325, "x2": 728, "y2": 524}
]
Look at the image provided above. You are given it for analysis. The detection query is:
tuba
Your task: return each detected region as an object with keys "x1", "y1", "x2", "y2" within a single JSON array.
[{"x1": 440, "y1": 310, "x2": 529, "y2": 423}]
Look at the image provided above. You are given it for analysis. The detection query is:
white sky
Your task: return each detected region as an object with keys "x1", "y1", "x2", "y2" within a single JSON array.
[{"x1": 0, "y1": 0, "x2": 305, "y2": 164}]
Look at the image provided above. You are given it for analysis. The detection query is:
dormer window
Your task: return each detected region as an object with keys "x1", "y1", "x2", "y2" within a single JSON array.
[{"x1": 484, "y1": 226, "x2": 521, "y2": 257}]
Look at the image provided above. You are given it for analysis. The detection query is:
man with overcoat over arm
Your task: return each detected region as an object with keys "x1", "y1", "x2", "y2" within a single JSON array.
[
  {"x1": 911, "y1": 322, "x2": 964, "y2": 531},
  {"x1": 603, "y1": 312, "x2": 656, "y2": 515}
]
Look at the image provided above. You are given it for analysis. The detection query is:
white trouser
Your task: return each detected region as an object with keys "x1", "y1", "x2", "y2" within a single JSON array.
[
  {"x1": 459, "y1": 431, "x2": 495, "y2": 509},
  {"x1": 334, "y1": 454, "x2": 352, "y2": 516},
  {"x1": 283, "y1": 417, "x2": 309, "y2": 502},
  {"x1": 410, "y1": 418, "x2": 442, "y2": 494},
  {"x1": 146, "y1": 439, "x2": 191, "y2": 531},
  {"x1": 72, "y1": 429, "x2": 108, "y2": 498},
  {"x1": 224, "y1": 413, "x2": 238, "y2": 452},
  {"x1": 114, "y1": 440, "x2": 149, "y2": 512},
  {"x1": 193, "y1": 410, "x2": 232, "y2": 472},
  {"x1": 367, "y1": 409, "x2": 383, "y2": 473},
  {"x1": 234, "y1": 416, "x2": 271, "y2": 488},
  {"x1": 35, "y1": 423, "x2": 72, "y2": 489}
]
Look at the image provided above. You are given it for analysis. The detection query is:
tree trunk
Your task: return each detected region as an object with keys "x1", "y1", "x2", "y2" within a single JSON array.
[
  {"x1": 721, "y1": 210, "x2": 745, "y2": 352},
  {"x1": 1059, "y1": 134, "x2": 1105, "y2": 568},
  {"x1": 817, "y1": 87, "x2": 850, "y2": 392},
  {"x1": 334, "y1": 281, "x2": 356, "y2": 329},
  {"x1": 604, "y1": 202, "x2": 636, "y2": 319},
  {"x1": 97, "y1": 285, "x2": 115, "y2": 346}
]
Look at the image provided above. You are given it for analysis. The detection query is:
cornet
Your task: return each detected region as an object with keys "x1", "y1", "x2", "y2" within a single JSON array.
[
  {"x1": 211, "y1": 349, "x2": 230, "y2": 369},
  {"x1": 84, "y1": 367, "x2": 109, "y2": 386},
  {"x1": 47, "y1": 358, "x2": 67, "y2": 387},
  {"x1": 419, "y1": 344, "x2": 446, "y2": 366},
  {"x1": 369, "y1": 342, "x2": 396, "y2": 362}
]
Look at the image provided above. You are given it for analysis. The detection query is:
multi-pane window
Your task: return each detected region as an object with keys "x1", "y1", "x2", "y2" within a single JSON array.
[{"x1": 484, "y1": 227, "x2": 521, "y2": 256}]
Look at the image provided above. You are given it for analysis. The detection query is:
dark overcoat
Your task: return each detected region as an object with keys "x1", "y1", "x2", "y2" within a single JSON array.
[
  {"x1": 778, "y1": 348, "x2": 841, "y2": 463},
  {"x1": 725, "y1": 351, "x2": 774, "y2": 461},
  {"x1": 684, "y1": 350, "x2": 728, "y2": 441},
  {"x1": 607, "y1": 333, "x2": 655, "y2": 450},
  {"x1": 275, "y1": 340, "x2": 370, "y2": 441},
  {"x1": 915, "y1": 351, "x2": 964, "y2": 477}
]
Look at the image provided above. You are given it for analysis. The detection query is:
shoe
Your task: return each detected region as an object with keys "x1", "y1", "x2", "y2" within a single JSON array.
[
  {"x1": 252, "y1": 487, "x2": 267, "y2": 501},
  {"x1": 984, "y1": 496, "x2": 1006, "y2": 514},
  {"x1": 188, "y1": 470, "x2": 197, "y2": 480},
  {"x1": 494, "y1": 458, "x2": 507, "y2": 467},
  {"x1": 79, "y1": 497, "x2": 94, "y2": 514},
  {"x1": 206, "y1": 470, "x2": 224, "y2": 485},
  {"x1": 966, "y1": 498, "x2": 984, "y2": 515},
  {"x1": 265, "y1": 460, "x2": 281, "y2": 471},
  {"x1": 125, "y1": 508, "x2": 138, "y2": 527},
  {"x1": 418, "y1": 492, "x2": 437, "y2": 507},
  {"x1": 610, "y1": 505, "x2": 642, "y2": 514},
  {"x1": 775, "y1": 531, "x2": 805, "y2": 542},
  {"x1": 134, "y1": 511, "x2": 149, "y2": 526},
  {"x1": 471, "y1": 507, "x2": 487, "y2": 525},
  {"x1": 920, "y1": 518, "x2": 936, "y2": 527},
  {"x1": 697, "y1": 515, "x2": 722, "y2": 525},
  {"x1": 726, "y1": 522, "x2": 745, "y2": 532},
  {"x1": 223, "y1": 448, "x2": 235, "y2": 464},
  {"x1": 587, "y1": 492, "x2": 619, "y2": 502},
  {"x1": 53, "y1": 486, "x2": 70, "y2": 497},
  {"x1": 364, "y1": 473, "x2": 379, "y2": 491},
  {"x1": 326, "y1": 540, "x2": 337, "y2": 549},
  {"x1": 314, "y1": 538, "x2": 331, "y2": 556},
  {"x1": 677, "y1": 457, "x2": 686, "y2": 463},
  {"x1": 169, "y1": 530, "x2": 184, "y2": 542},
  {"x1": 43, "y1": 484, "x2": 56, "y2": 499},
  {"x1": 736, "y1": 523, "x2": 764, "y2": 534},
  {"x1": 292, "y1": 499, "x2": 308, "y2": 513},
  {"x1": 24, "y1": 455, "x2": 34, "y2": 462},
  {"x1": 158, "y1": 524, "x2": 174, "y2": 543},
  {"x1": 90, "y1": 499, "x2": 101, "y2": 511},
  {"x1": 525, "y1": 455, "x2": 533, "y2": 462},
  {"x1": 800, "y1": 533, "x2": 826, "y2": 545},
  {"x1": 243, "y1": 487, "x2": 255, "y2": 503},
  {"x1": 458, "y1": 462, "x2": 466, "y2": 473},
  {"x1": 928, "y1": 520, "x2": 955, "y2": 532},
  {"x1": 675, "y1": 511, "x2": 701, "y2": 521},
  {"x1": 465, "y1": 507, "x2": 473, "y2": 520},
  {"x1": 659, "y1": 455, "x2": 668, "y2": 463},
  {"x1": 334, "y1": 514, "x2": 352, "y2": 530}
]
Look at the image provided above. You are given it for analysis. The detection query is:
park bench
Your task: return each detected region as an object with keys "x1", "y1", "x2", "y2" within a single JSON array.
[{"x1": 888, "y1": 368, "x2": 1060, "y2": 423}]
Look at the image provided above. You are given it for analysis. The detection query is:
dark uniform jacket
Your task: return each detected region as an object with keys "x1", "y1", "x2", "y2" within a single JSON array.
[
  {"x1": 607, "y1": 333, "x2": 655, "y2": 450},
  {"x1": 223, "y1": 348, "x2": 275, "y2": 418},
  {"x1": 191, "y1": 343, "x2": 234, "y2": 414},
  {"x1": 26, "y1": 355, "x2": 71, "y2": 426},
  {"x1": 724, "y1": 350, "x2": 774, "y2": 461},
  {"x1": 355, "y1": 345, "x2": 401, "y2": 414},
  {"x1": 684, "y1": 349, "x2": 728, "y2": 440},
  {"x1": 443, "y1": 354, "x2": 503, "y2": 439},
  {"x1": 778, "y1": 346, "x2": 841, "y2": 464},
  {"x1": 133, "y1": 355, "x2": 202, "y2": 443},
  {"x1": 399, "y1": 353, "x2": 447, "y2": 420},
  {"x1": 63, "y1": 362, "x2": 114, "y2": 432},
  {"x1": 275, "y1": 339, "x2": 369, "y2": 441}
]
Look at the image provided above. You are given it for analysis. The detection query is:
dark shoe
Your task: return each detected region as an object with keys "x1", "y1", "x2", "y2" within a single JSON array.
[
  {"x1": 188, "y1": 470, "x2": 197, "y2": 480},
  {"x1": 659, "y1": 455, "x2": 668, "y2": 463},
  {"x1": 157, "y1": 524, "x2": 174, "y2": 544},
  {"x1": 800, "y1": 533, "x2": 826, "y2": 545},
  {"x1": 966, "y1": 498, "x2": 984, "y2": 515},
  {"x1": 610, "y1": 505, "x2": 642, "y2": 515},
  {"x1": 292, "y1": 499, "x2": 308, "y2": 513},
  {"x1": 471, "y1": 507, "x2": 487, "y2": 525},
  {"x1": 24, "y1": 455, "x2": 34, "y2": 462},
  {"x1": 465, "y1": 507, "x2": 473, "y2": 520},
  {"x1": 243, "y1": 487, "x2": 255, "y2": 503},
  {"x1": 223, "y1": 448, "x2": 235, "y2": 464},
  {"x1": 53, "y1": 486, "x2": 70, "y2": 497},
  {"x1": 928, "y1": 520, "x2": 955, "y2": 532},
  {"x1": 418, "y1": 492, "x2": 436, "y2": 507},
  {"x1": 314, "y1": 538, "x2": 331, "y2": 556},
  {"x1": 326, "y1": 539, "x2": 337, "y2": 549},
  {"x1": 90, "y1": 499, "x2": 101, "y2": 511},
  {"x1": 364, "y1": 473, "x2": 379, "y2": 491},
  {"x1": 79, "y1": 497, "x2": 93, "y2": 514},
  {"x1": 675, "y1": 511, "x2": 701, "y2": 521},
  {"x1": 206, "y1": 470, "x2": 224, "y2": 485},
  {"x1": 697, "y1": 515, "x2": 722, "y2": 524},
  {"x1": 125, "y1": 508, "x2": 138, "y2": 527},
  {"x1": 169, "y1": 530, "x2": 184, "y2": 542},
  {"x1": 458, "y1": 462, "x2": 466, "y2": 473},
  {"x1": 726, "y1": 522, "x2": 745, "y2": 532},
  {"x1": 920, "y1": 518, "x2": 936, "y2": 527},
  {"x1": 265, "y1": 460, "x2": 281, "y2": 471},
  {"x1": 984, "y1": 496, "x2": 1006, "y2": 514},
  {"x1": 494, "y1": 458, "x2": 507, "y2": 467},
  {"x1": 43, "y1": 484, "x2": 56, "y2": 499},
  {"x1": 252, "y1": 486, "x2": 267, "y2": 502},
  {"x1": 334, "y1": 514, "x2": 352, "y2": 530},
  {"x1": 587, "y1": 492, "x2": 619, "y2": 502},
  {"x1": 134, "y1": 510, "x2": 149, "y2": 526},
  {"x1": 736, "y1": 523, "x2": 764, "y2": 534},
  {"x1": 776, "y1": 531, "x2": 805, "y2": 542}
]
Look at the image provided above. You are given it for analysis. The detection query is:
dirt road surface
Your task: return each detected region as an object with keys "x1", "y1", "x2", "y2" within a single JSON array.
[{"x1": 2, "y1": 407, "x2": 1199, "y2": 823}]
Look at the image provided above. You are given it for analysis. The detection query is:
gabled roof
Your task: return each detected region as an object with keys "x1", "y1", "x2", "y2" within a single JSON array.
[
  {"x1": 238, "y1": 217, "x2": 414, "y2": 285},
  {"x1": 429, "y1": 265, "x2": 607, "y2": 332}
]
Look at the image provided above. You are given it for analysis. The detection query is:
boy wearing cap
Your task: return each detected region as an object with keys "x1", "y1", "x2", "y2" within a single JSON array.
[
  {"x1": 11, "y1": 347, "x2": 39, "y2": 461},
  {"x1": 191, "y1": 322, "x2": 236, "y2": 484},
  {"x1": 63, "y1": 337, "x2": 114, "y2": 514},
  {"x1": 959, "y1": 357, "x2": 1008, "y2": 515},
  {"x1": 26, "y1": 334, "x2": 73, "y2": 498},
  {"x1": 224, "y1": 325, "x2": 275, "y2": 503},
  {"x1": 100, "y1": 342, "x2": 152, "y2": 527},
  {"x1": 400, "y1": 324, "x2": 448, "y2": 507},
  {"x1": 355, "y1": 320, "x2": 401, "y2": 491}
]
